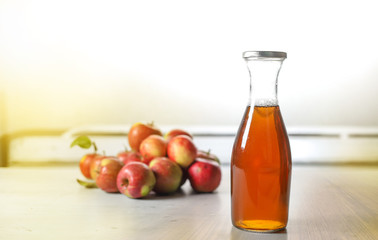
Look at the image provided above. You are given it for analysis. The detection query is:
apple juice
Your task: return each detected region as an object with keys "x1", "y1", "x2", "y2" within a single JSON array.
[{"x1": 231, "y1": 105, "x2": 291, "y2": 232}]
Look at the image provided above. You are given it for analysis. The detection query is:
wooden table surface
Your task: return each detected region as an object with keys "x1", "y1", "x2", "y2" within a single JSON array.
[{"x1": 0, "y1": 165, "x2": 377, "y2": 240}]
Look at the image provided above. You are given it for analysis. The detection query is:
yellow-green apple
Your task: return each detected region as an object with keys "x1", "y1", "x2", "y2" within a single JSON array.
[
  {"x1": 196, "y1": 149, "x2": 220, "y2": 165},
  {"x1": 128, "y1": 122, "x2": 162, "y2": 151},
  {"x1": 117, "y1": 162, "x2": 156, "y2": 199},
  {"x1": 188, "y1": 158, "x2": 222, "y2": 193},
  {"x1": 96, "y1": 158, "x2": 123, "y2": 193},
  {"x1": 164, "y1": 129, "x2": 193, "y2": 142},
  {"x1": 149, "y1": 157, "x2": 183, "y2": 194},
  {"x1": 90, "y1": 155, "x2": 117, "y2": 180},
  {"x1": 167, "y1": 135, "x2": 197, "y2": 168},
  {"x1": 139, "y1": 135, "x2": 167, "y2": 165},
  {"x1": 117, "y1": 150, "x2": 143, "y2": 165},
  {"x1": 79, "y1": 153, "x2": 100, "y2": 179}
]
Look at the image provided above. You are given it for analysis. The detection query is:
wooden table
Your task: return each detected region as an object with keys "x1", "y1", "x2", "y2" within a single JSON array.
[{"x1": 0, "y1": 165, "x2": 377, "y2": 240}]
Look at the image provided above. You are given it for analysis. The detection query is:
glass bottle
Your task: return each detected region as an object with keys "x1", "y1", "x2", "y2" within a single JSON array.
[{"x1": 231, "y1": 51, "x2": 292, "y2": 232}]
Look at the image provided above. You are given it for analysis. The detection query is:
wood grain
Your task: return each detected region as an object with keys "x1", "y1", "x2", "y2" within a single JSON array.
[{"x1": 0, "y1": 165, "x2": 377, "y2": 239}]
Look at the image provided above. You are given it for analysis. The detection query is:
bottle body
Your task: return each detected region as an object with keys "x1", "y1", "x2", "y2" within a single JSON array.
[{"x1": 231, "y1": 51, "x2": 291, "y2": 232}]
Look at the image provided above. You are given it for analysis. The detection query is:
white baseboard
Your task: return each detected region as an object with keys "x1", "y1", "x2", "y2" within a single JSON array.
[{"x1": 7, "y1": 125, "x2": 378, "y2": 165}]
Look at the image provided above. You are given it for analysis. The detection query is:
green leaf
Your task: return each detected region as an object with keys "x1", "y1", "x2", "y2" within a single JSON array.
[
  {"x1": 70, "y1": 136, "x2": 92, "y2": 149},
  {"x1": 76, "y1": 179, "x2": 98, "y2": 188}
]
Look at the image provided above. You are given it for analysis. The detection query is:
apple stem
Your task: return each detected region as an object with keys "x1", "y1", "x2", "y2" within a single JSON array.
[
  {"x1": 121, "y1": 179, "x2": 129, "y2": 187},
  {"x1": 93, "y1": 142, "x2": 98, "y2": 153},
  {"x1": 124, "y1": 145, "x2": 129, "y2": 152},
  {"x1": 207, "y1": 149, "x2": 211, "y2": 155}
]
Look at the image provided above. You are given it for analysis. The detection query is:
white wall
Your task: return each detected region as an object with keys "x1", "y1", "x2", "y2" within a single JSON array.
[{"x1": 1, "y1": 0, "x2": 377, "y2": 133}]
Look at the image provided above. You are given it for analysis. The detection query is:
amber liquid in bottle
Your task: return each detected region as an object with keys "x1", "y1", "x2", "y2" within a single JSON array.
[{"x1": 231, "y1": 105, "x2": 291, "y2": 232}]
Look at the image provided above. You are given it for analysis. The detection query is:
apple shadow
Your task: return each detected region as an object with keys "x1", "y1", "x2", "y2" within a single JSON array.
[
  {"x1": 140, "y1": 188, "x2": 187, "y2": 200},
  {"x1": 187, "y1": 189, "x2": 216, "y2": 195}
]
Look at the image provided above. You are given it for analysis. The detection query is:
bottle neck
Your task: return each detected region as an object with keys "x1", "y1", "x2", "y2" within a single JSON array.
[{"x1": 246, "y1": 59, "x2": 284, "y2": 107}]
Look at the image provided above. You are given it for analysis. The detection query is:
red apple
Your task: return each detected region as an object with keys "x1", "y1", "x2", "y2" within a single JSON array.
[
  {"x1": 96, "y1": 158, "x2": 123, "y2": 193},
  {"x1": 149, "y1": 157, "x2": 183, "y2": 194},
  {"x1": 197, "y1": 149, "x2": 220, "y2": 165},
  {"x1": 79, "y1": 153, "x2": 100, "y2": 179},
  {"x1": 188, "y1": 158, "x2": 222, "y2": 193},
  {"x1": 90, "y1": 155, "x2": 117, "y2": 180},
  {"x1": 128, "y1": 122, "x2": 162, "y2": 151},
  {"x1": 139, "y1": 135, "x2": 167, "y2": 164},
  {"x1": 117, "y1": 162, "x2": 156, "y2": 199},
  {"x1": 164, "y1": 129, "x2": 193, "y2": 142},
  {"x1": 167, "y1": 135, "x2": 197, "y2": 168},
  {"x1": 117, "y1": 150, "x2": 143, "y2": 165}
]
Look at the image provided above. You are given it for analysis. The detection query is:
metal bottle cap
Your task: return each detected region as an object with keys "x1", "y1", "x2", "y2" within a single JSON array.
[{"x1": 243, "y1": 51, "x2": 287, "y2": 60}]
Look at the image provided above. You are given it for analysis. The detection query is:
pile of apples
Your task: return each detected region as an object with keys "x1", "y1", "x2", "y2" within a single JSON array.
[{"x1": 73, "y1": 122, "x2": 222, "y2": 199}]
